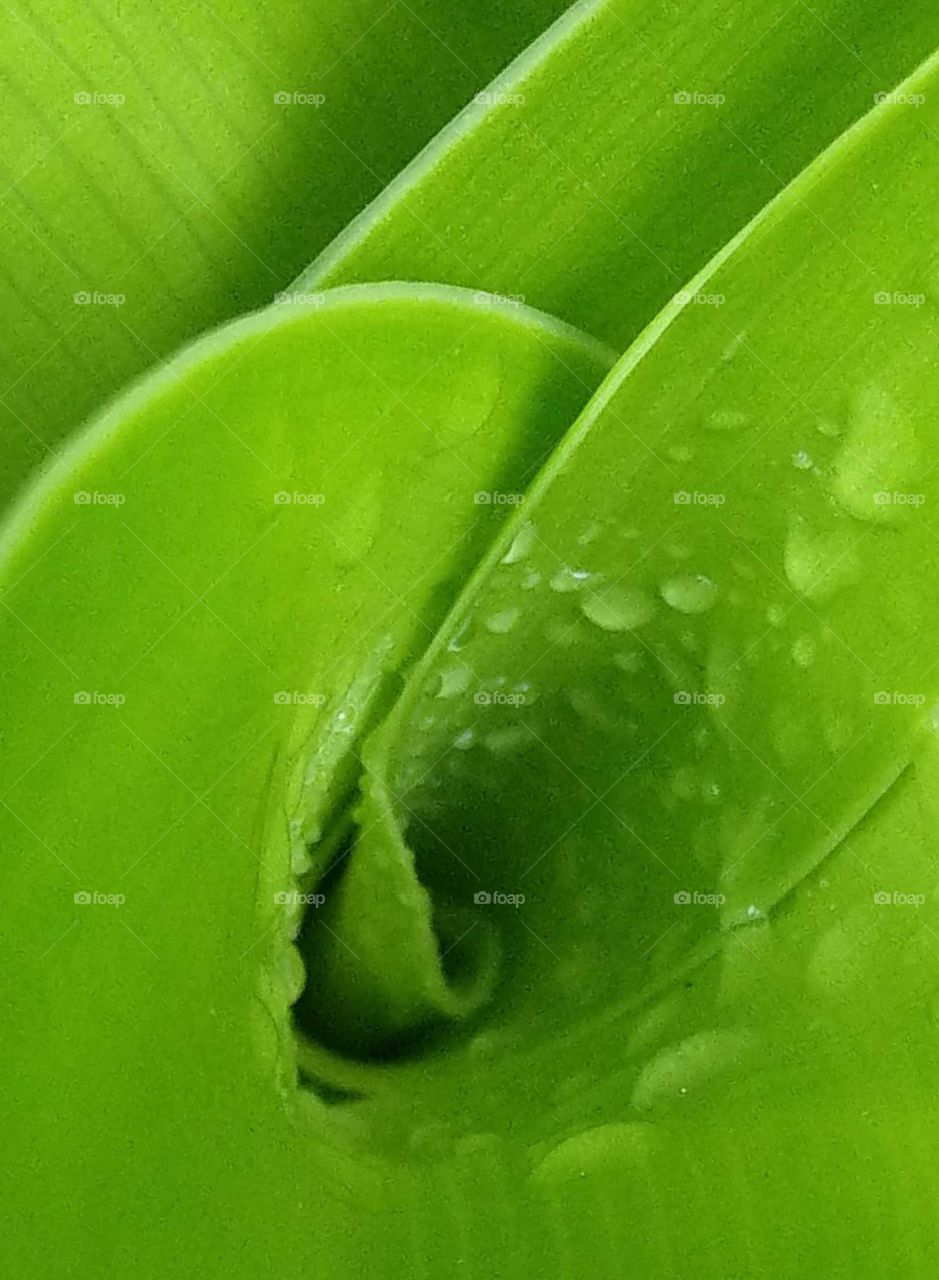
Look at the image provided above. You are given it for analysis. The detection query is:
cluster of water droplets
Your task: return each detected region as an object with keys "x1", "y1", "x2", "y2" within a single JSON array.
[{"x1": 356, "y1": 370, "x2": 939, "y2": 1155}]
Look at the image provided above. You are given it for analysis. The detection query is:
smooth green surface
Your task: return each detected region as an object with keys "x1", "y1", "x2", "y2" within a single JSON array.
[
  {"x1": 4, "y1": 4, "x2": 939, "y2": 1278},
  {"x1": 0, "y1": 0, "x2": 570, "y2": 507},
  {"x1": 0, "y1": 283, "x2": 611, "y2": 1276},
  {"x1": 302, "y1": 0, "x2": 939, "y2": 348},
  {"x1": 336, "y1": 46, "x2": 939, "y2": 1134}
]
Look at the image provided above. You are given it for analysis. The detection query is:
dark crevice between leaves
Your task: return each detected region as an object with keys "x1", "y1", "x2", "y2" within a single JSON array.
[{"x1": 291, "y1": 790, "x2": 504, "y2": 1101}]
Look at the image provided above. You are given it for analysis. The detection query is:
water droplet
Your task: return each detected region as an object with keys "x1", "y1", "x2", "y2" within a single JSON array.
[
  {"x1": 667, "y1": 444, "x2": 693, "y2": 463},
  {"x1": 661, "y1": 573, "x2": 717, "y2": 615},
  {"x1": 531, "y1": 1123, "x2": 660, "y2": 1187},
  {"x1": 831, "y1": 383, "x2": 921, "y2": 522},
  {"x1": 766, "y1": 604, "x2": 785, "y2": 626},
  {"x1": 485, "y1": 607, "x2": 520, "y2": 635},
  {"x1": 581, "y1": 585, "x2": 655, "y2": 632},
  {"x1": 665, "y1": 543, "x2": 692, "y2": 561},
  {"x1": 453, "y1": 728, "x2": 476, "y2": 751},
  {"x1": 566, "y1": 687, "x2": 618, "y2": 729},
  {"x1": 791, "y1": 635, "x2": 815, "y2": 668},
  {"x1": 577, "y1": 522, "x2": 603, "y2": 547},
  {"x1": 500, "y1": 523, "x2": 536, "y2": 566},
  {"x1": 613, "y1": 650, "x2": 644, "y2": 674},
  {"x1": 783, "y1": 518, "x2": 858, "y2": 601},
  {"x1": 791, "y1": 449, "x2": 814, "y2": 471},
  {"x1": 807, "y1": 910, "x2": 870, "y2": 996},
  {"x1": 437, "y1": 664, "x2": 473, "y2": 699},
  {"x1": 278, "y1": 944, "x2": 306, "y2": 1003},
  {"x1": 467, "y1": 1031, "x2": 501, "y2": 1057},
  {"x1": 630, "y1": 1030, "x2": 756, "y2": 1110},
  {"x1": 521, "y1": 569, "x2": 542, "y2": 591},
  {"x1": 550, "y1": 566, "x2": 592, "y2": 593},
  {"x1": 447, "y1": 617, "x2": 471, "y2": 653}
]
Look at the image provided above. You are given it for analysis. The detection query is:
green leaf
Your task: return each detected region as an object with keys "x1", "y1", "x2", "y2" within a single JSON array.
[
  {"x1": 301, "y1": 0, "x2": 939, "y2": 352},
  {"x1": 0, "y1": 0, "x2": 570, "y2": 507},
  {"x1": 0, "y1": 282, "x2": 611, "y2": 1274},
  {"x1": 5, "y1": 5, "x2": 939, "y2": 1276},
  {"x1": 304, "y1": 48, "x2": 939, "y2": 1266}
]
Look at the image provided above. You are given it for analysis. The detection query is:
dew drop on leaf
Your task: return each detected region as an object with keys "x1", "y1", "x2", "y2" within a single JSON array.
[
  {"x1": 783, "y1": 518, "x2": 859, "y2": 601},
  {"x1": 660, "y1": 573, "x2": 717, "y2": 615},
  {"x1": 437, "y1": 663, "x2": 473, "y2": 699},
  {"x1": 531, "y1": 1122, "x2": 660, "y2": 1187},
  {"x1": 830, "y1": 383, "x2": 920, "y2": 522},
  {"x1": 485, "y1": 606, "x2": 521, "y2": 634},
  {"x1": 500, "y1": 522, "x2": 536, "y2": 565},
  {"x1": 630, "y1": 1030, "x2": 757, "y2": 1111},
  {"x1": 550, "y1": 565, "x2": 592, "y2": 593},
  {"x1": 580, "y1": 585, "x2": 655, "y2": 631},
  {"x1": 791, "y1": 634, "x2": 816, "y2": 668}
]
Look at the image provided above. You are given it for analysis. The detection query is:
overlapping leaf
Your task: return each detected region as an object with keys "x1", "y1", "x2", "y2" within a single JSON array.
[{"x1": 4, "y1": 4, "x2": 939, "y2": 1278}]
